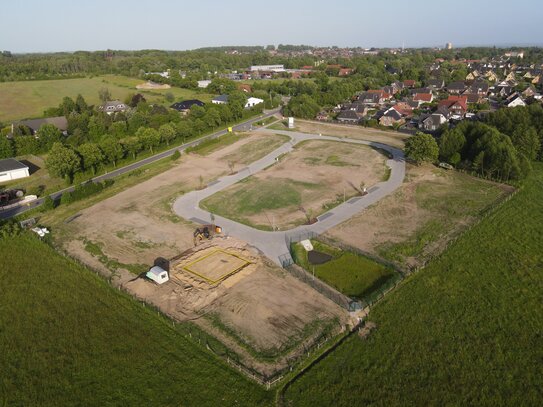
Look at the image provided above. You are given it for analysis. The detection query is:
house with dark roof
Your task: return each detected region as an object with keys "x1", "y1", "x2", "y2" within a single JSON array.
[
  {"x1": 447, "y1": 81, "x2": 467, "y2": 95},
  {"x1": 421, "y1": 113, "x2": 447, "y2": 132},
  {"x1": 13, "y1": 116, "x2": 68, "y2": 136},
  {"x1": 378, "y1": 107, "x2": 404, "y2": 127},
  {"x1": 427, "y1": 79, "x2": 445, "y2": 90},
  {"x1": 211, "y1": 94, "x2": 229, "y2": 104},
  {"x1": 170, "y1": 99, "x2": 205, "y2": 114},
  {"x1": 0, "y1": 158, "x2": 30, "y2": 183},
  {"x1": 337, "y1": 109, "x2": 361, "y2": 124}
]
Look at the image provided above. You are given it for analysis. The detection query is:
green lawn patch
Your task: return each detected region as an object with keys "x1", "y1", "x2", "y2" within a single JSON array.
[
  {"x1": 292, "y1": 240, "x2": 396, "y2": 299},
  {"x1": 185, "y1": 132, "x2": 248, "y2": 156},
  {"x1": 221, "y1": 134, "x2": 289, "y2": 165},
  {"x1": 0, "y1": 234, "x2": 271, "y2": 406},
  {"x1": 285, "y1": 164, "x2": 543, "y2": 406}
]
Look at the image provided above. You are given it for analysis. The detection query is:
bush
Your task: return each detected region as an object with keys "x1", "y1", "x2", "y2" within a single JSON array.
[
  {"x1": 0, "y1": 220, "x2": 22, "y2": 239},
  {"x1": 41, "y1": 196, "x2": 56, "y2": 212},
  {"x1": 60, "y1": 192, "x2": 73, "y2": 205},
  {"x1": 171, "y1": 150, "x2": 181, "y2": 161}
]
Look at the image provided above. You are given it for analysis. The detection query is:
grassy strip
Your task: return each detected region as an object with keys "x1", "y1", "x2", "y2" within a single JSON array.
[{"x1": 185, "y1": 132, "x2": 249, "y2": 156}]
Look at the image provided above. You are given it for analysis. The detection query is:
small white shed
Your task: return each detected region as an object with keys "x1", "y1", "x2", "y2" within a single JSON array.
[
  {"x1": 146, "y1": 266, "x2": 169, "y2": 284},
  {"x1": 0, "y1": 158, "x2": 30, "y2": 183}
]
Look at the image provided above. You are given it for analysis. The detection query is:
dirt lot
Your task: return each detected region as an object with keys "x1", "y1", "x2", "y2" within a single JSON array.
[
  {"x1": 124, "y1": 237, "x2": 349, "y2": 375},
  {"x1": 326, "y1": 164, "x2": 512, "y2": 269},
  {"x1": 279, "y1": 119, "x2": 409, "y2": 148},
  {"x1": 202, "y1": 139, "x2": 388, "y2": 230},
  {"x1": 57, "y1": 132, "x2": 288, "y2": 270}
]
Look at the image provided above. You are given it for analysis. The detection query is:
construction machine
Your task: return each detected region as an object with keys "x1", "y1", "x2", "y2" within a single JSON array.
[{"x1": 193, "y1": 224, "x2": 222, "y2": 245}]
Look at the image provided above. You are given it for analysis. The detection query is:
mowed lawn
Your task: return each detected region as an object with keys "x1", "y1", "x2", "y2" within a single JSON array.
[
  {"x1": 0, "y1": 235, "x2": 271, "y2": 406},
  {"x1": 285, "y1": 165, "x2": 543, "y2": 406},
  {"x1": 0, "y1": 75, "x2": 213, "y2": 122}
]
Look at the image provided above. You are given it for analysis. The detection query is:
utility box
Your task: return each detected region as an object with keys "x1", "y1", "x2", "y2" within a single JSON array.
[{"x1": 288, "y1": 117, "x2": 294, "y2": 129}]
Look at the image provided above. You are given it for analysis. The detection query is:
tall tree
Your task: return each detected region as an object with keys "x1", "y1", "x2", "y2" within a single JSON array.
[
  {"x1": 405, "y1": 132, "x2": 439, "y2": 165},
  {"x1": 158, "y1": 123, "x2": 177, "y2": 146},
  {"x1": 0, "y1": 136, "x2": 14, "y2": 159},
  {"x1": 37, "y1": 123, "x2": 62, "y2": 152},
  {"x1": 46, "y1": 142, "x2": 81, "y2": 182},
  {"x1": 99, "y1": 136, "x2": 123, "y2": 167},
  {"x1": 121, "y1": 137, "x2": 142, "y2": 160},
  {"x1": 136, "y1": 128, "x2": 160, "y2": 153},
  {"x1": 77, "y1": 143, "x2": 104, "y2": 174}
]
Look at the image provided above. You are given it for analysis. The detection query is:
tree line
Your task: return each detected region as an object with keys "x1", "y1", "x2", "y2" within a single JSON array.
[{"x1": 406, "y1": 104, "x2": 543, "y2": 181}]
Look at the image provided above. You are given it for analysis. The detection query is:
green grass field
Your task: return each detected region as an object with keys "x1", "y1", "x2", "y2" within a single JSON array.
[
  {"x1": 285, "y1": 165, "x2": 543, "y2": 406},
  {"x1": 201, "y1": 177, "x2": 322, "y2": 230},
  {"x1": 0, "y1": 234, "x2": 270, "y2": 406},
  {"x1": 292, "y1": 240, "x2": 396, "y2": 298},
  {"x1": 0, "y1": 75, "x2": 213, "y2": 122}
]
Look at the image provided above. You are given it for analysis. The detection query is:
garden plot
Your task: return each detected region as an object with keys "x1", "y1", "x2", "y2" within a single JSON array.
[{"x1": 201, "y1": 139, "x2": 388, "y2": 230}]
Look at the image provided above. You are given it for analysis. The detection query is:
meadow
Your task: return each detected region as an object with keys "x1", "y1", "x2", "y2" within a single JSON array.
[
  {"x1": 285, "y1": 164, "x2": 543, "y2": 406},
  {"x1": 0, "y1": 234, "x2": 271, "y2": 406},
  {"x1": 0, "y1": 75, "x2": 214, "y2": 122}
]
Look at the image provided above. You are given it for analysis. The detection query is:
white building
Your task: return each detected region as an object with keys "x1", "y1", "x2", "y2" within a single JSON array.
[
  {"x1": 197, "y1": 80, "x2": 211, "y2": 88},
  {"x1": 245, "y1": 97, "x2": 264, "y2": 108},
  {"x1": 0, "y1": 158, "x2": 30, "y2": 183},
  {"x1": 146, "y1": 266, "x2": 169, "y2": 285},
  {"x1": 249, "y1": 64, "x2": 285, "y2": 72}
]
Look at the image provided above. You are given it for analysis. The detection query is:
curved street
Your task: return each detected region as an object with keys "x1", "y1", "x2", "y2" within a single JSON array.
[{"x1": 172, "y1": 128, "x2": 406, "y2": 265}]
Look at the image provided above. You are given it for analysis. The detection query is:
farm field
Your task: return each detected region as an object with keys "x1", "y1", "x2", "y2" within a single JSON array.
[
  {"x1": 201, "y1": 140, "x2": 388, "y2": 230},
  {"x1": 49, "y1": 132, "x2": 289, "y2": 276},
  {"x1": 327, "y1": 164, "x2": 511, "y2": 268},
  {"x1": 0, "y1": 234, "x2": 271, "y2": 406},
  {"x1": 0, "y1": 75, "x2": 214, "y2": 122},
  {"x1": 291, "y1": 239, "x2": 397, "y2": 299},
  {"x1": 285, "y1": 165, "x2": 543, "y2": 407},
  {"x1": 269, "y1": 119, "x2": 409, "y2": 148}
]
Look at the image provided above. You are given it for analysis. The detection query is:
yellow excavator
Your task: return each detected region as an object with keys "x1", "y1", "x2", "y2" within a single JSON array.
[{"x1": 193, "y1": 224, "x2": 222, "y2": 245}]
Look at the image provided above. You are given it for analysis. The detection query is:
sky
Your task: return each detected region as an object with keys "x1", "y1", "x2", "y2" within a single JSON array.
[{"x1": 1, "y1": 0, "x2": 542, "y2": 53}]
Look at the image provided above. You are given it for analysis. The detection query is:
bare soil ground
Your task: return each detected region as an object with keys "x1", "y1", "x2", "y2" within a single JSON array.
[
  {"x1": 124, "y1": 237, "x2": 350, "y2": 376},
  {"x1": 202, "y1": 139, "x2": 388, "y2": 230},
  {"x1": 283, "y1": 119, "x2": 409, "y2": 148},
  {"x1": 136, "y1": 81, "x2": 172, "y2": 89},
  {"x1": 56, "y1": 132, "x2": 287, "y2": 270},
  {"x1": 326, "y1": 164, "x2": 513, "y2": 269}
]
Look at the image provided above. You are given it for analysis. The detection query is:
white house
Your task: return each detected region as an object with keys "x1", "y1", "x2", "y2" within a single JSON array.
[
  {"x1": 197, "y1": 80, "x2": 211, "y2": 88},
  {"x1": 245, "y1": 97, "x2": 264, "y2": 108},
  {"x1": 0, "y1": 158, "x2": 30, "y2": 183},
  {"x1": 505, "y1": 94, "x2": 527, "y2": 108},
  {"x1": 146, "y1": 266, "x2": 169, "y2": 284},
  {"x1": 249, "y1": 64, "x2": 285, "y2": 72}
]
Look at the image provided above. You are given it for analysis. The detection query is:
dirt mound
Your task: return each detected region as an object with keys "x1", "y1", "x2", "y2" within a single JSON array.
[{"x1": 136, "y1": 81, "x2": 171, "y2": 90}]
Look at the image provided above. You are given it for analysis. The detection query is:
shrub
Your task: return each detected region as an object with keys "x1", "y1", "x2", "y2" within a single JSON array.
[
  {"x1": 171, "y1": 150, "x2": 181, "y2": 161},
  {"x1": 41, "y1": 196, "x2": 56, "y2": 212}
]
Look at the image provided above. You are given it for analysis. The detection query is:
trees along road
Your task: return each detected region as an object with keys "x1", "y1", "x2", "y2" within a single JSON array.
[{"x1": 0, "y1": 109, "x2": 281, "y2": 220}]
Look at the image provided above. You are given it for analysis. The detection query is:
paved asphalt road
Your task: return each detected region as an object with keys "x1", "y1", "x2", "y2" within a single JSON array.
[
  {"x1": 172, "y1": 128, "x2": 406, "y2": 265},
  {"x1": 0, "y1": 109, "x2": 280, "y2": 220}
]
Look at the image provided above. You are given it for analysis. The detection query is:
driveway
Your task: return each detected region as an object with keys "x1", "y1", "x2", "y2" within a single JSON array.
[{"x1": 172, "y1": 128, "x2": 406, "y2": 265}]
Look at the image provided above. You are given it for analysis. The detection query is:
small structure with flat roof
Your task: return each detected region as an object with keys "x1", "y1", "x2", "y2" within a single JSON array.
[
  {"x1": 0, "y1": 158, "x2": 30, "y2": 183},
  {"x1": 146, "y1": 266, "x2": 169, "y2": 285}
]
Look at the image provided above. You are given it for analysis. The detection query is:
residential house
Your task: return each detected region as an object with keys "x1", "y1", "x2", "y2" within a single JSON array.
[
  {"x1": 484, "y1": 70, "x2": 499, "y2": 82},
  {"x1": 427, "y1": 79, "x2": 445, "y2": 91},
  {"x1": 338, "y1": 68, "x2": 354, "y2": 76},
  {"x1": 378, "y1": 107, "x2": 404, "y2": 127},
  {"x1": 315, "y1": 111, "x2": 329, "y2": 121},
  {"x1": 438, "y1": 95, "x2": 468, "y2": 118},
  {"x1": 392, "y1": 102, "x2": 414, "y2": 117},
  {"x1": 447, "y1": 81, "x2": 467, "y2": 95},
  {"x1": 412, "y1": 93, "x2": 434, "y2": 105},
  {"x1": 12, "y1": 116, "x2": 68, "y2": 136},
  {"x1": 0, "y1": 158, "x2": 30, "y2": 183},
  {"x1": 211, "y1": 94, "x2": 229, "y2": 104},
  {"x1": 356, "y1": 92, "x2": 384, "y2": 107},
  {"x1": 170, "y1": 99, "x2": 205, "y2": 114},
  {"x1": 466, "y1": 70, "x2": 480, "y2": 81},
  {"x1": 465, "y1": 80, "x2": 489, "y2": 96},
  {"x1": 522, "y1": 86, "x2": 537, "y2": 98},
  {"x1": 245, "y1": 97, "x2": 264, "y2": 108},
  {"x1": 505, "y1": 93, "x2": 526, "y2": 108},
  {"x1": 98, "y1": 100, "x2": 128, "y2": 114},
  {"x1": 337, "y1": 109, "x2": 361, "y2": 124},
  {"x1": 403, "y1": 79, "x2": 416, "y2": 88},
  {"x1": 421, "y1": 113, "x2": 447, "y2": 132}
]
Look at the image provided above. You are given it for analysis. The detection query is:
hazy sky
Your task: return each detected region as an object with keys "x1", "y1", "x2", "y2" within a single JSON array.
[{"x1": 1, "y1": 0, "x2": 542, "y2": 52}]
